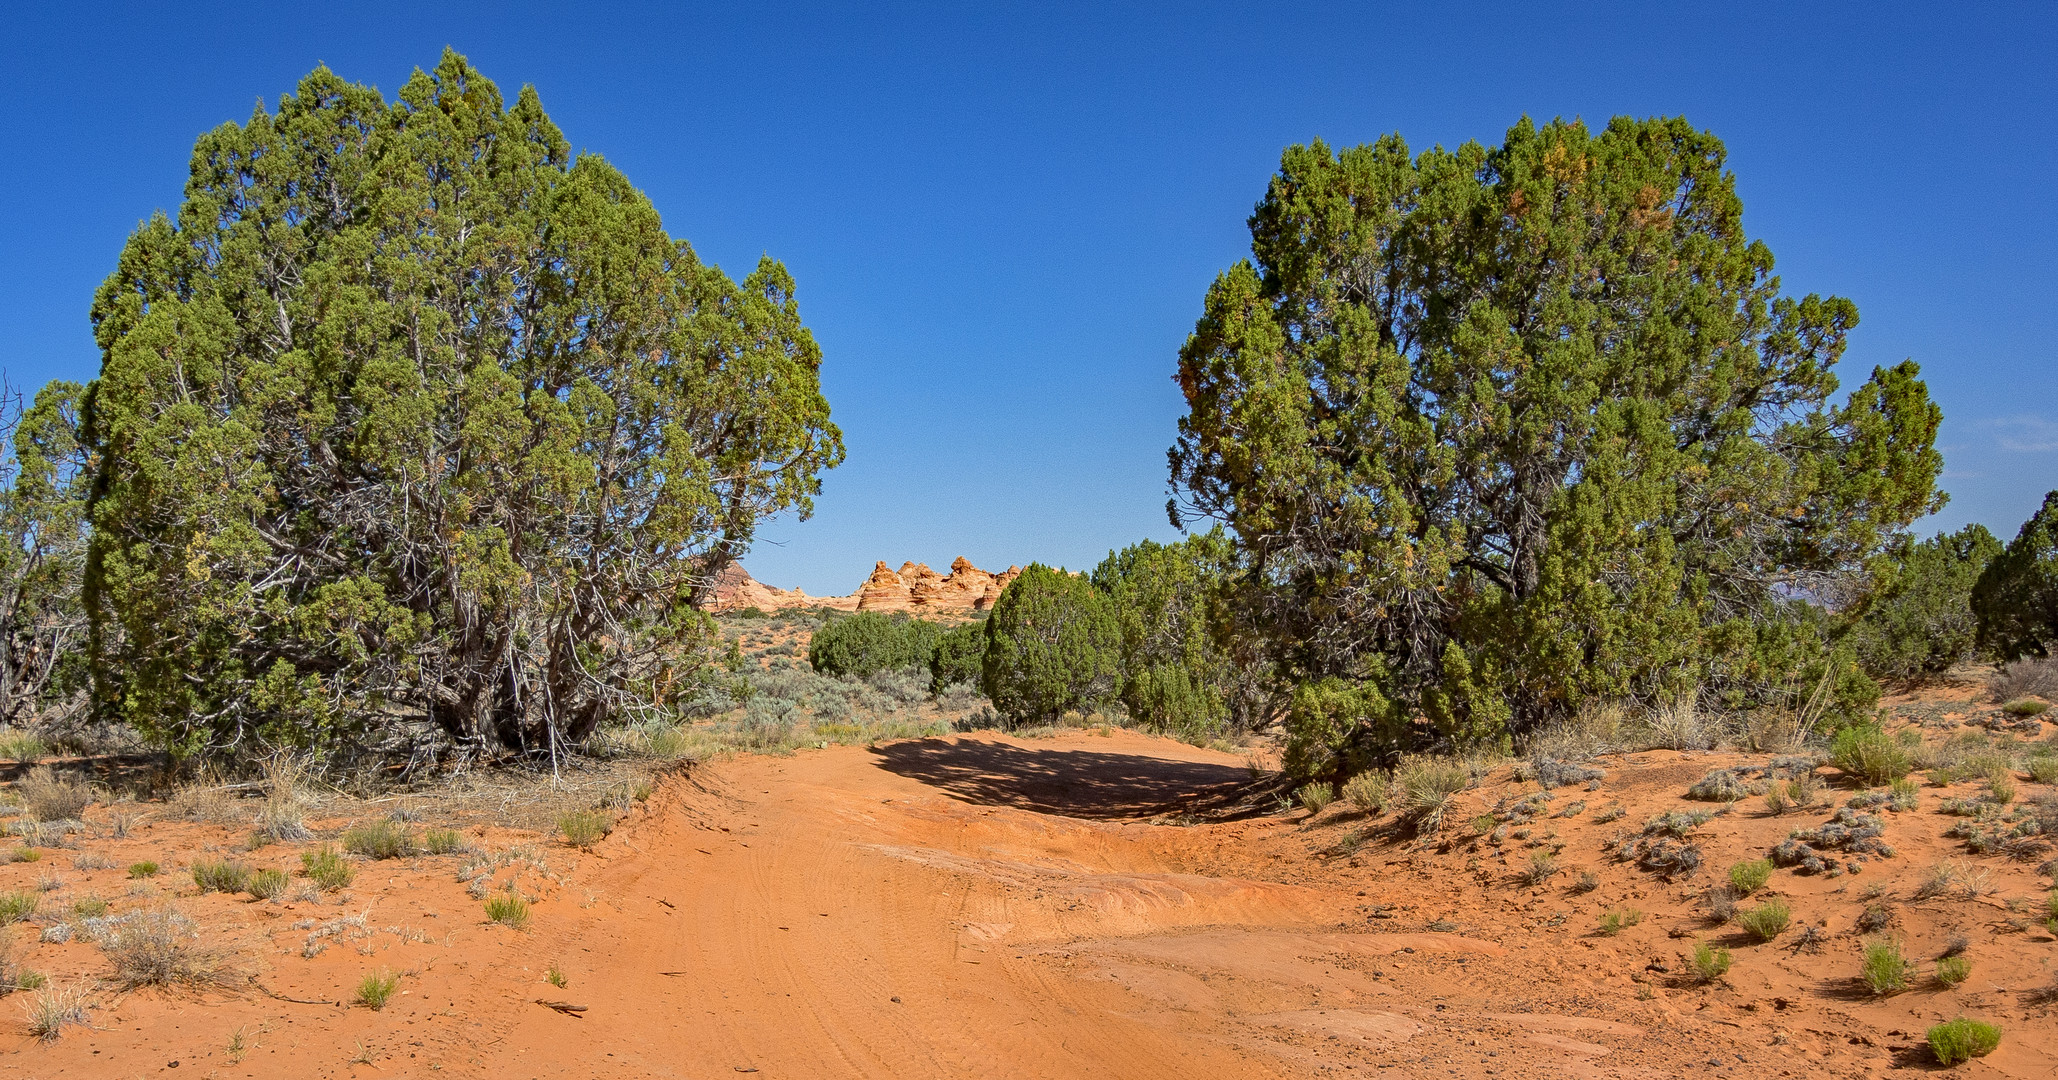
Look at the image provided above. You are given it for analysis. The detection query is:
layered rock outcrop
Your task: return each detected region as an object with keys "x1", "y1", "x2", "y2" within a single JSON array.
[{"x1": 702, "y1": 558, "x2": 1020, "y2": 615}]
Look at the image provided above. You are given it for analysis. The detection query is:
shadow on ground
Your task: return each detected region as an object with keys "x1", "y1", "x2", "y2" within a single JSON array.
[{"x1": 868, "y1": 738, "x2": 1253, "y2": 820}]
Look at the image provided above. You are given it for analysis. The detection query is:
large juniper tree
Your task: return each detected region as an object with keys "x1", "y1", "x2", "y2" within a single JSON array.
[
  {"x1": 1169, "y1": 117, "x2": 1942, "y2": 774},
  {"x1": 85, "y1": 52, "x2": 843, "y2": 760}
]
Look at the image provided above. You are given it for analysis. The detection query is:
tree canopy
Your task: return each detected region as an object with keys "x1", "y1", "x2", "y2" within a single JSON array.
[
  {"x1": 1974, "y1": 491, "x2": 2058, "y2": 660},
  {"x1": 84, "y1": 52, "x2": 843, "y2": 760},
  {"x1": 1169, "y1": 116, "x2": 1942, "y2": 773}
]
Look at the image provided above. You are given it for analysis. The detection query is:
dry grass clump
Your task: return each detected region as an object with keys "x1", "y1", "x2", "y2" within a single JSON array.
[
  {"x1": 356, "y1": 969, "x2": 399, "y2": 1010},
  {"x1": 1341, "y1": 771, "x2": 1388, "y2": 814},
  {"x1": 1830, "y1": 726, "x2": 1913, "y2": 785},
  {"x1": 191, "y1": 859, "x2": 250, "y2": 894},
  {"x1": 1989, "y1": 656, "x2": 2058, "y2": 703},
  {"x1": 300, "y1": 846, "x2": 354, "y2": 891},
  {"x1": 246, "y1": 868, "x2": 290, "y2": 900},
  {"x1": 0, "y1": 890, "x2": 39, "y2": 924},
  {"x1": 18, "y1": 767, "x2": 92, "y2": 822},
  {"x1": 22, "y1": 981, "x2": 90, "y2": 1040},
  {"x1": 0, "y1": 729, "x2": 47, "y2": 762},
  {"x1": 1862, "y1": 937, "x2": 1911, "y2": 995},
  {"x1": 99, "y1": 908, "x2": 237, "y2": 990},
  {"x1": 1392, "y1": 756, "x2": 1469, "y2": 832},
  {"x1": 1519, "y1": 850, "x2": 1559, "y2": 886},
  {"x1": 483, "y1": 890, "x2": 531, "y2": 929},
  {"x1": 1927, "y1": 1017, "x2": 2001, "y2": 1065},
  {"x1": 1643, "y1": 696, "x2": 1717, "y2": 751},
  {"x1": 166, "y1": 784, "x2": 239, "y2": 823},
  {"x1": 342, "y1": 819, "x2": 414, "y2": 860},
  {"x1": 1296, "y1": 782, "x2": 1335, "y2": 815},
  {"x1": 1737, "y1": 897, "x2": 1791, "y2": 941},
  {"x1": 556, "y1": 810, "x2": 612, "y2": 850},
  {"x1": 253, "y1": 754, "x2": 313, "y2": 842},
  {"x1": 422, "y1": 827, "x2": 470, "y2": 855}
]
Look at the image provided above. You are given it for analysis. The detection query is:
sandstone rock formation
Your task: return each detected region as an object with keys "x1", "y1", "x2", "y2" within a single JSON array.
[{"x1": 702, "y1": 558, "x2": 1020, "y2": 615}]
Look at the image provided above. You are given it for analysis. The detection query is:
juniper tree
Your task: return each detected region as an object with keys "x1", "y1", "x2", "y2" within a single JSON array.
[
  {"x1": 981, "y1": 565, "x2": 1120, "y2": 727},
  {"x1": 0, "y1": 382, "x2": 91, "y2": 725},
  {"x1": 84, "y1": 52, "x2": 843, "y2": 759},
  {"x1": 1169, "y1": 116, "x2": 1942, "y2": 774},
  {"x1": 1974, "y1": 491, "x2": 2058, "y2": 659}
]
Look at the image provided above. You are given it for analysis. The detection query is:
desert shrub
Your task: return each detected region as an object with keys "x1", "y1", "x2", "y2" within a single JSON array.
[
  {"x1": 1927, "y1": 1018, "x2": 2001, "y2": 1065},
  {"x1": 246, "y1": 868, "x2": 290, "y2": 900},
  {"x1": 1737, "y1": 898, "x2": 1791, "y2": 941},
  {"x1": 1571, "y1": 870, "x2": 1599, "y2": 893},
  {"x1": 1934, "y1": 955, "x2": 1971, "y2": 988},
  {"x1": 483, "y1": 891, "x2": 530, "y2": 929},
  {"x1": 1848, "y1": 525, "x2": 2000, "y2": 682},
  {"x1": 1830, "y1": 726, "x2": 1913, "y2": 784},
  {"x1": 1597, "y1": 908, "x2": 1642, "y2": 935},
  {"x1": 1973, "y1": 491, "x2": 2058, "y2": 659},
  {"x1": 0, "y1": 730, "x2": 47, "y2": 761},
  {"x1": 1729, "y1": 859, "x2": 1773, "y2": 894},
  {"x1": 1987, "y1": 771, "x2": 2017, "y2": 804},
  {"x1": 1520, "y1": 850, "x2": 1559, "y2": 886},
  {"x1": 1889, "y1": 777, "x2": 1922, "y2": 808},
  {"x1": 23, "y1": 982, "x2": 90, "y2": 1040},
  {"x1": 2002, "y1": 698, "x2": 2051, "y2": 716},
  {"x1": 980, "y1": 566, "x2": 1121, "y2": 727},
  {"x1": 300, "y1": 846, "x2": 354, "y2": 891},
  {"x1": 1096, "y1": 531, "x2": 1277, "y2": 741},
  {"x1": 1688, "y1": 768, "x2": 1758, "y2": 802},
  {"x1": 809, "y1": 612, "x2": 939, "y2": 680},
  {"x1": 70, "y1": 896, "x2": 108, "y2": 918},
  {"x1": 7, "y1": 847, "x2": 39, "y2": 863},
  {"x1": 342, "y1": 820, "x2": 414, "y2": 860},
  {"x1": 1392, "y1": 756, "x2": 1469, "y2": 832},
  {"x1": 356, "y1": 969, "x2": 399, "y2": 1010},
  {"x1": 1691, "y1": 941, "x2": 1732, "y2": 983},
  {"x1": 190, "y1": 860, "x2": 250, "y2": 894},
  {"x1": 1341, "y1": 771, "x2": 1388, "y2": 814},
  {"x1": 18, "y1": 767, "x2": 91, "y2": 822},
  {"x1": 1857, "y1": 902, "x2": 1894, "y2": 933},
  {"x1": 927, "y1": 620, "x2": 987, "y2": 694},
  {"x1": 253, "y1": 754, "x2": 311, "y2": 842},
  {"x1": 0, "y1": 890, "x2": 38, "y2": 924},
  {"x1": 1296, "y1": 782, "x2": 1335, "y2": 815},
  {"x1": 422, "y1": 828, "x2": 469, "y2": 855},
  {"x1": 165, "y1": 785, "x2": 238, "y2": 823},
  {"x1": 1862, "y1": 938, "x2": 1910, "y2": 995},
  {"x1": 545, "y1": 961, "x2": 568, "y2": 988},
  {"x1": 1989, "y1": 656, "x2": 2058, "y2": 703},
  {"x1": 99, "y1": 909, "x2": 234, "y2": 989},
  {"x1": 127, "y1": 861, "x2": 158, "y2": 879},
  {"x1": 557, "y1": 810, "x2": 612, "y2": 849}
]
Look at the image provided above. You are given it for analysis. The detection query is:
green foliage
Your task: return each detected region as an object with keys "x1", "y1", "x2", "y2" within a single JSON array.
[
  {"x1": 300, "y1": 846, "x2": 354, "y2": 890},
  {"x1": 808, "y1": 612, "x2": 939, "y2": 680},
  {"x1": 1691, "y1": 940, "x2": 1732, "y2": 982},
  {"x1": 980, "y1": 565, "x2": 1120, "y2": 727},
  {"x1": 1597, "y1": 908, "x2": 1642, "y2": 935},
  {"x1": 0, "y1": 890, "x2": 37, "y2": 924},
  {"x1": 1736, "y1": 898, "x2": 1791, "y2": 941},
  {"x1": 127, "y1": 861, "x2": 158, "y2": 879},
  {"x1": 356, "y1": 969, "x2": 399, "y2": 1010},
  {"x1": 1341, "y1": 771, "x2": 1388, "y2": 814},
  {"x1": 1847, "y1": 525, "x2": 2001, "y2": 682},
  {"x1": 246, "y1": 868, "x2": 290, "y2": 900},
  {"x1": 1927, "y1": 1018, "x2": 2000, "y2": 1065},
  {"x1": 1973, "y1": 491, "x2": 2058, "y2": 659},
  {"x1": 1728, "y1": 859, "x2": 1773, "y2": 894},
  {"x1": 1296, "y1": 782, "x2": 1335, "y2": 814},
  {"x1": 342, "y1": 820, "x2": 414, "y2": 860},
  {"x1": 1168, "y1": 117, "x2": 1940, "y2": 767},
  {"x1": 1862, "y1": 938, "x2": 1910, "y2": 994},
  {"x1": 0, "y1": 382, "x2": 92, "y2": 727},
  {"x1": 1831, "y1": 725, "x2": 1913, "y2": 784},
  {"x1": 422, "y1": 828, "x2": 470, "y2": 855},
  {"x1": 2001, "y1": 698, "x2": 2050, "y2": 716},
  {"x1": 1093, "y1": 530, "x2": 1279, "y2": 741},
  {"x1": 83, "y1": 51, "x2": 842, "y2": 760},
  {"x1": 191, "y1": 859, "x2": 250, "y2": 894},
  {"x1": 483, "y1": 891, "x2": 530, "y2": 928},
  {"x1": 1933, "y1": 956, "x2": 1971, "y2": 988},
  {"x1": 557, "y1": 810, "x2": 611, "y2": 849},
  {"x1": 927, "y1": 620, "x2": 987, "y2": 694}
]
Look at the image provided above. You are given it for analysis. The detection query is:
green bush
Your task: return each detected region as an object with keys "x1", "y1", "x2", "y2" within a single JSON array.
[
  {"x1": 1926, "y1": 1018, "x2": 2000, "y2": 1065},
  {"x1": 1933, "y1": 956, "x2": 1971, "y2": 988},
  {"x1": 1831, "y1": 726, "x2": 1913, "y2": 785},
  {"x1": 1392, "y1": 756, "x2": 1469, "y2": 831},
  {"x1": 422, "y1": 828, "x2": 469, "y2": 855},
  {"x1": 356, "y1": 969, "x2": 399, "y2": 1010},
  {"x1": 1862, "y1": 938, "x2": 1910, "y2": 995},
  {"x1": 1737, "y1": 898, "x2": 1791, "y2": 941},
  {"x1": 2001, "y1": 698, "x2": 2051, "y2": 716},
  {"x1": 342, "y1": 820, "x2": 414, "y2": 860},
  {"x1": 127, "y1": 861, "x2": 158, "y2": 879},
  {"x1": 1296, "y1": 782, "x2": 1335, "y2": 814},
  {"x1": 557, "y1": 810, "x2": 612, "y2": 849},
  {"x1": 1973, "y1": 490, "x2": 2058, "y2": 659},
  {"x1": 980, "y1": 565, "x2": 1120, "y2": 727},
  {"x1": 1728, "y1": 858, "x2": 1774, "y2": 894},
  {"x1": 300, "y1": 846, "x2": 354, "y2": 891},
  {"x1": 484, "y1": 891, "x2": 530, "y2": 929},
  {"x1": 809, "y1": 612, "x2": 939, "y2": 680},
  {"x1": 191, "y1": 859, "x2": 250, "y2": 894},
  {"x1": 1094, "y1": 531, "x2": 1276, "y2": 740},
  {"x1": 927, "y1": 620, "x2": 987, "y2": 694},
  {"x1": 0, "y1": 890, "x2": 38, "y2": 924},
  {"x1": 1691, "y1": 941, "x2": 1732, "y2": 982},
  {"x1": 246, "y1": 868, "x2": 290, "y2": 900},
  {"x1": 1848, "y1": 525, "x2": 2000, "y2": 682},
  {"x1": 1597, "y1": 908, "x2": 1642, "y2": 935}
]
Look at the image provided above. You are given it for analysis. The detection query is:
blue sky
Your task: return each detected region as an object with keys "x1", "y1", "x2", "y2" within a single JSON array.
[{"x1": 2, "y1": 2, "x2": 2051, "y2": 595}]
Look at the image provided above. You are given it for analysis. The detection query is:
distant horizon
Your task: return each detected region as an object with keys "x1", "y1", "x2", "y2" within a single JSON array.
[{"x1": 4, "y1": 3, "x2": 2052, "y2": 596}]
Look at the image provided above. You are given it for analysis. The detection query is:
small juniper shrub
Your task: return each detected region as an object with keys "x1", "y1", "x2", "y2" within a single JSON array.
[
  {"x1": 1297, "y1": 782, "x2": 1335, "y2": 815},
  {"x1": 1691, "y1": 940, "x2": 1732, "y2": 983},
  {"x1": 1598, "y1": 908, "x2": 1642, "y2": 935},
  {"x1": 191, "y1": 860, "x2": 251, "y2": 894},
  {"x1": 356, "y1": 969, "x2": 399, "y2": 1010},
  {"x1": 1341, "y1": 771, "x2": 1388, "y2": 814},
  {"x1": 1729, "y1": 858, "x2": 1773, "y2": 894},
  {"x1": 342, "y1": 820, "x2": 414, "y2": 860},
  {"x1": 300, "y1": 846, "x2": 354, "y2": 891},
  {"x1": 1934, "y1": 955, "x2": 1972, "y2": 988},
  {"x1": 246, "y1": 868, "x2": 290, "y2": 900},
  {"x1": 1862, "y1": 938, "x2": 1911, "y2": 995},
  {"x1": 1926, "y1": 1018, "x2": 2001, "y2": 1065},
  {"x1": 1737, "y1": 897, "x2": 1791, "y2": 942},
  {"x1": 557, "y1": 810, "x2": 612, "y2": 849}
]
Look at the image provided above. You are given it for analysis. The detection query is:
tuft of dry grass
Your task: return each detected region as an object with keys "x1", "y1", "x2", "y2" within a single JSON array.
[
  {"x1": 1990, "y1": 657, "x2": 2058, "y2": 703},
  {"x1": 166, "y1": 785, "x2": 239, "y2": 823},
  {"x1": 191, "y1": 859, "x2": 251, "y2": 894},
  {"x1": 253, "y1": 753, "x2": 313, "y2": 842},
  {"x1": 1598, "y1": 908, "x2": 1642, "y2": 936},
  {"x1": 1393, "y1": 756, "x2": 1469, "y2": 833},
  {"x1": 246, "y1": 868, "x2": 290, "y2": 900},
  {"x1": 19, "y1": 767, "x2": 93, "y2": 822},
  {"x1": 483, "y1": 890, "x2": 531, "y2": 929},
  {"x1": 0, "y1": 890, "x2": 38, "y2": 924},
  {"x1": 300, "y1": 846, "x2": 354, "y2": 891},
  {"x1": 1341, "y1": 771, "x2": 1388, "y2": 814},
  {"x1": 342, "y1": 819, "x2": 414, "y2": 860},
  {"x1": 99, "y1": 908, "x2": 238, "y2": 990},
  {"x1": 22, "y1": 981, "x2": 90, "y2": 1040},
  {"x1": 556, "y1": 810, "x2": 612, "y2": 850}
]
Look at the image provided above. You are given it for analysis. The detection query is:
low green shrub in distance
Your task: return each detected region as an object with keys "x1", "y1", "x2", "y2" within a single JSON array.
[
  {"x1": 484, "y1": 891, "x2": 530, "y2": 929},
  {"x1": 301, "y1": 846, "x2": 354, "y2": 891},
  {"x1": 70, "y1": 896, "x2": 109, "y2": 918},
  {"x1": 1927, "y1": 1018, "x2": 2000, "y2": 1065},
  {"x1": 1297, "y1": 782, "x2": 1335, "y2": 814},
  {"x1": 246, "y1": 868, "x2": 290, "y2": 900},
  {"x1": 191, "y1": 859, "x2": 250, "y2": 894},
  {"x1": 1691, "y1": 941, "x2": 1731, "y2": 982},
  {"x1": 1341, "y1": 771, "x2": 1388, "y2": 814},
  {"x1": 127, "y1": 861, "x2": 158, "y2": 879},
  {"x1": 809, "y1": 612, "x2": 939, "y2": 680},
  {"x1": 1863, "y1": 938, "x2": 1911, "y2": 995},
  {"x1": 1729, "y1": 859, "x2": 1773, "y2": 894},
  {"x1": 927, "y1": 620, "x2": 987, "y2": 694},
  {"x1": 1831, "y1": 726, "x2": 1913, "y2": 785},
  {"x1": 1934, "y1": 956, "x2": 1971, "y2": 988},
  {"x1": 1737, "y1": 898, "x2": 1791, "y2": 942},
  {"x1": 1972, "y1": 490, "x2": 2058, "y2": 660},
  {"x1": 342, "y1": 820, "x2": 414, "y2": 860},
  {"x1": 2001, "y1": 698, "x2": 2051, "y2": 716},
  {"x1": 1598, "y1": 909, "x2": 1642, "y2": 935},
  {"x1": 2026, "y1": 756, "x2": 2058, "y2": 785},
  {"x1": 422, "y1": 828, "x2": 469, "y2": 855},
  {"x1": 1848, "y1": 524, "x2": 2000, "y2": 683},
  {"x1": 980, "y1": 565, "x2": 1121, "y2": 727}
]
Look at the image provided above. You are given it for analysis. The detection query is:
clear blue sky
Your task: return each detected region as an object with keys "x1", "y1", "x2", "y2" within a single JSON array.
[{"x1": 3, "y1": 2, "x2": 2051, "y2": 595}]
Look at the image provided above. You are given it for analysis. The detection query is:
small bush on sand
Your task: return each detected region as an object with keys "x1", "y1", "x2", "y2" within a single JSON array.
[
  {"x1": 8, "y1": 847, "x2": 39, "y2": 863},
  {"x1": 1690, "y1": 941, "x2": 1732, "y2": 983},
  {"x1": 300, "y1": 847, "x2": 354, "y2": 891},
  {"x1": 19, "y1": 768, "x2": 92, "y2": 822},
  {"x1": 1987, "y1": 771, "x2": 2017, "y2": 804},
  {"x1": 1296, "y1": 782, "x2": 1335, "y2": 815},
  {"x1": 545, "y1": 962, "x2": 568, "y2": 988},
  {"x1": 246, "y1": 869, "x2": 290, "y2": 900},
  {"x1": 0, "y1": 890, "x2": 41, "y2": 924},
  {"x1": 1737, "y1": 898, "x2": 1791, "y2": 942},
  {"x1": 1934, "y1": 955, "x2": 1972, "y2": 987},
  {"x1": 23, "y1": 982, "x2": 90, "y2": 1041},
  {"x1": 1888, "y1": 777, "x2": 1922, "y2": 809},
  {"x1": 342, "y1": 820, "x2": 414, "y2": 860},
  {"x1": 1729, "y1": 859, "x2": 1773, "y2": 894},
  {"x1": 484, "y1": 891, "x2": 530, "y2": 929},
  {"x1": 0, "y1": 730, "x2": 47, "y2": 761},
  {"x1": 252, "y1": 754, "x2": 312, "y2": 842},
  {"x1": 2026, "y1": 756, "x2": 2058, "y2": 785},
  {"x1": 2001, "y1": 697, "x2": 2050, "y2": 716},
  {"x1": 1831, "y1": 726, "x2": 1912, "y2": 785},
  {"x1": 1927, "y1": 1018, "x2": 2000, "y2": 1065},
  {"x1": 1393, "y1": 756, "x2": 1469, "y2": 832},
  {"x1": 101, "y1": 908, "x2": 235, "y2": 990},
  {"x1": 128, "y1": 861, "x2": 158, "y2": 879},
  {"x1": 1521, "y1": 850, "x2": 1559, "y2": 886},
  {"x1": 1598, "y1": 908, "x2": 1643, "y2": 936},
  {"x1": 71, "y1": 896, "x2": 109, "y2": 919},
  {"x1": 191, "y1": 860, "x2": 250, "y2": 894},
  {"x1": 1342, "y1": 771, "x2": 1388, "y2": 814},
  {"x1": 356, "y1": 969, "x2": 399, "y2": 1010},
  {"x1": 422, "y1": 828, "x2": 469, "y2": 855},
  {"x1": 557, "y1": 810, "x2": 612, "y2": 849},
  {"x1": 166, "y1": 785, "x2": 238, "y2": 823},
  {"x1": 1862, "y1": 938, "x2": 1910, "y2": 995},
  {"x1": 1706, "y1": 885, "x2": 1739, "y2": 923}
]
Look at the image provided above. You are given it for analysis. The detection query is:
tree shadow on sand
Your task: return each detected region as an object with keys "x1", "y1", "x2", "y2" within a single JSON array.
[{"x1": 867, "y1": 738, "x2": 1256, "y2": 820}]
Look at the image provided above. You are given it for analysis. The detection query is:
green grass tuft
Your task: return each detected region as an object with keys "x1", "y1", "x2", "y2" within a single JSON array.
[
  {"x1": 1926, "y1": 1017, "x2": 2000, "y2": 1065},
  {"x1": 1862, "y1": 938, "x2": 1910, "y2": 995},
  {"x1": 1736, "y1": 897, "x2": 1791, "y2": 942},
  {"x1": 1934, "y1": 955, "x2": 1971, "y2": 988},
  {"x1": 557, "y1": 810, "x2": 612, "y2": 850},
  {"x1": 127, "y1": 861, "x2": 158, "y2": 879},
  {"x1": 1728, "y1": 858, "x2": 1773, "y2": 894},
  {"x1": 191, "y1": 860, "x2": 250, "y2": 894},
  {"x1": 342, "y1": 820, "x2": 415, "y2": 860},
  {"x1": 483, "y1": 891, "x2": 531, "y2": 929},
  {"x1": 1690, "y1": 940, "x2": 1731, "y2": 983},
  {"x1": 300, "y1": 846, "x2": 354, "y2": 891},
  {"x1": 1597, "y1": 908, "x2": 1643, "y2": 936}
]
